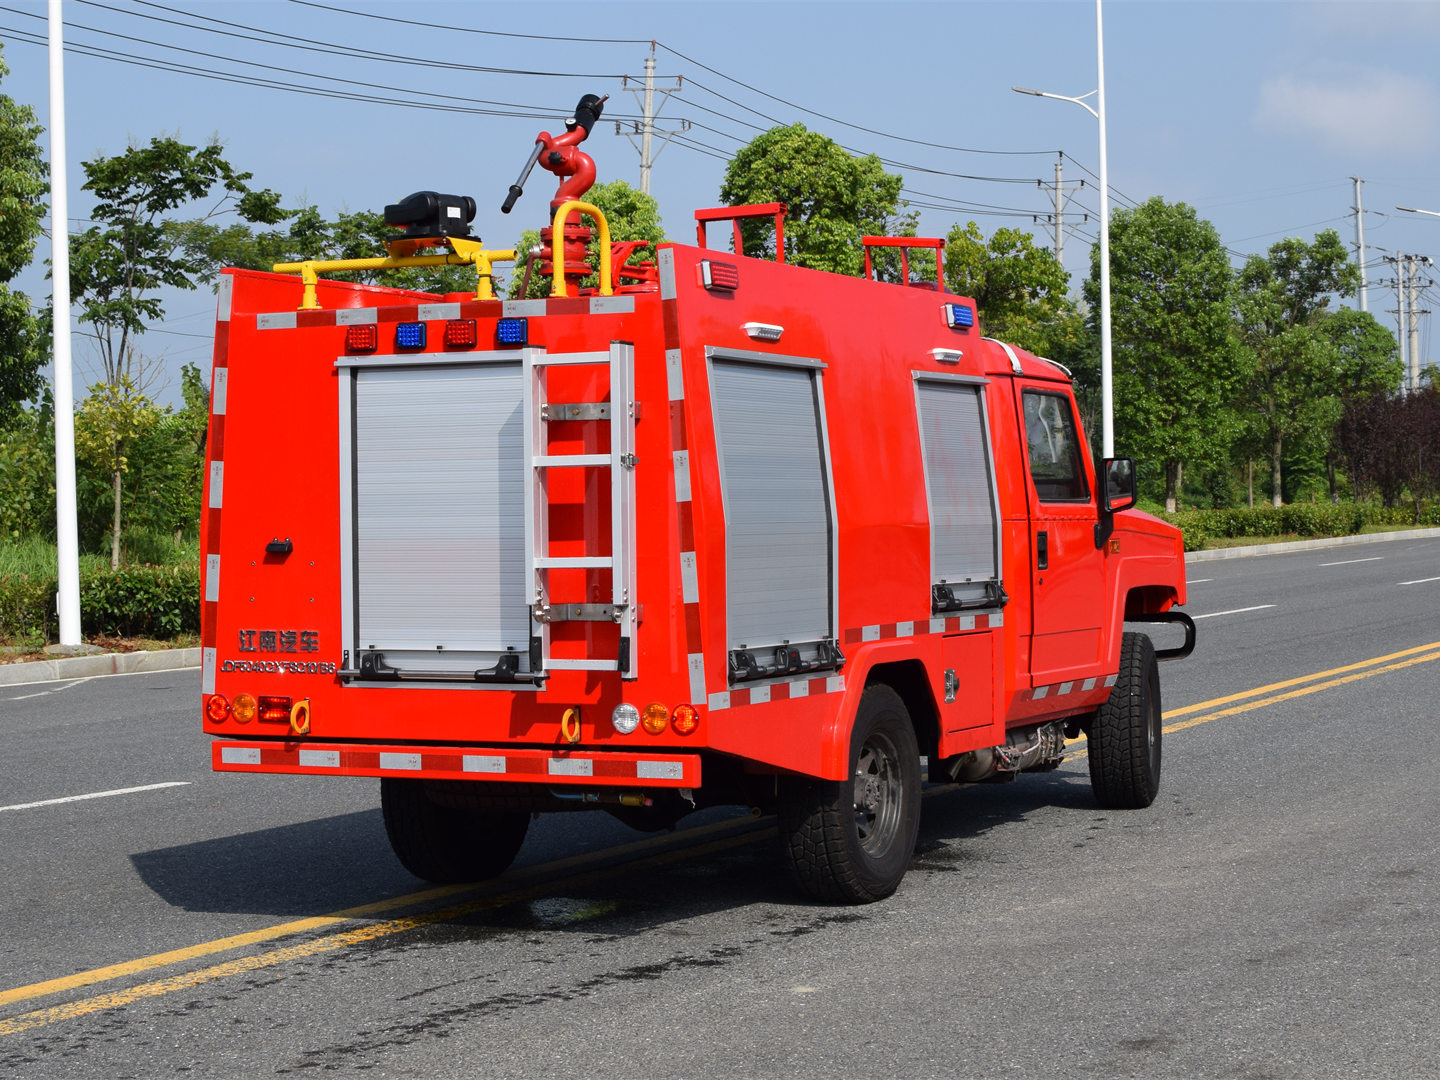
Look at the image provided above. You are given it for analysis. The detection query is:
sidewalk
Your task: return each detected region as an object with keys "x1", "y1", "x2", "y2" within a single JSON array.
[{"x1": 3, "y1": 528, "x2": 1436, "y2": 688}]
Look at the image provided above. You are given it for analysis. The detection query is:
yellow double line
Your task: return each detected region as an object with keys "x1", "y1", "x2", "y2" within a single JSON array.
[
  {"x1": 1058, "y1": 640, "x2": 1440, "y2": 760},
  {"x1": 5, "y1": 639, "x2": 1440, "y2": 1036},
  {"x1": 1160, "y1": 639, "x2": 1440, "y2": 733}
]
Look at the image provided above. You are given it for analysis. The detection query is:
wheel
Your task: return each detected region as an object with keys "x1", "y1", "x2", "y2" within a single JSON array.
[
  {"x1": 1088, "y1": 631, "x2": 1162, "y2": 809},
  {"x1": 779, "y1": 684, "x2": 922, "y2": 903},
  {"x1": 380, "y1": 778, "x2": 529, "y2": 883}
]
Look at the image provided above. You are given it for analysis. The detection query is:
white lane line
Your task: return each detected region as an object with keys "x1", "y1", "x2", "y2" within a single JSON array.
[
  {"x1": 1188, "y1": 578, "x2": 1213, "y2": 584},
  {"x1": 1399, "y1": 576, "x2": 1440, "y2": 585},
  {"x1": 1192, "y1": 605, "x2": 1276, "y2": 620},
  {"x1": 1319, "y1": 557, "x2": 1384, "y2": 567},
  {"x1": 0, "y1": 782, "x2": 191, "y2": 813}
]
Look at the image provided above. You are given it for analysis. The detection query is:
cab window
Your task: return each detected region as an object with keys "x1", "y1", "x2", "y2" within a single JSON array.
[{"x1": 1022, "y1": 390, "x2": 1089, "y2": 502}]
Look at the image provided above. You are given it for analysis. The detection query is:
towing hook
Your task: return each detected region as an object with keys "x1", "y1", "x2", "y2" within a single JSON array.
[{"x1": 561, "y1": 706, "x2": 582, "y2": 745}]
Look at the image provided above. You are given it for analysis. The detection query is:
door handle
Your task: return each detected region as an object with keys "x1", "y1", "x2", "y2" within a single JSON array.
[{"x1": 1037, "y1": 530, "x2": 1048, "y2": 571}]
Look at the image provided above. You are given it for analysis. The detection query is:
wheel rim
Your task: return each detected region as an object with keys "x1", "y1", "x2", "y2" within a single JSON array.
[{"x1": 852, "y1": 731, "x2": 903, "y2": 856}]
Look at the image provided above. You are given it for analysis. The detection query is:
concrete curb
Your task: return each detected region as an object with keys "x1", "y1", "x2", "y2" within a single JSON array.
[
  {"x1": 1185, "y1": 526, "x2": 1440, "y2": 562},
  {"x1": 2, "y1": 528, "x2": 1436, "y2": 688},
  {"x1": 0, "y1": 647, "x2": 201, "y2": 687}
]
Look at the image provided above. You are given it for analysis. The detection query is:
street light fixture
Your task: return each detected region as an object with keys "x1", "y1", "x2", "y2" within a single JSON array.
[{"x1": 1013, "y1": 0, "x2": 1113, "y2": 459}]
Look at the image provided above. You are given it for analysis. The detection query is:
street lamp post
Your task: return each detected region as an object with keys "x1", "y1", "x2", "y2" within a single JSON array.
[{"x1": 1014, "y1": 0, "x2": 1112, "y2": 459}]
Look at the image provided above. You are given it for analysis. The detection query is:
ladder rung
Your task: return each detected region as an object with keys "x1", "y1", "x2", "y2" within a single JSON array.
[
  {"x1": 533, "y1": 454, "x2": 611, "y2": 468},
  {"x1": 535, "y1": 556, "x2": 613, "y2": 569}
]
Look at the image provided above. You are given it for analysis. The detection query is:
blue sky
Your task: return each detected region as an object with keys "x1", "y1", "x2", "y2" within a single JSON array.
[{"x1": 4, "y1": 0, "x2": 1440, "y2": 400}]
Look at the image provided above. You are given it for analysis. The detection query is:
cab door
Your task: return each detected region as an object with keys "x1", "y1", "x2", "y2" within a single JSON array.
[{"x1": 1014, "y1": 383, "x2": 1105, "y2": 686}]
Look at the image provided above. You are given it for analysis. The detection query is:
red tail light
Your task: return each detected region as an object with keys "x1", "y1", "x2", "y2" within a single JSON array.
[{"x1": 258, "y1": 696, "x2": 293, "y2": 723}]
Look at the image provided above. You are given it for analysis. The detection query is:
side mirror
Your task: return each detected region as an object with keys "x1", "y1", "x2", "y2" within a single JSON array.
[
  {"x1": 1095, "y1": 457, "x2": 1136, "y2": 548},
  {"x1": 1103, "y1": 457, "x2": 1137, "y2": 514}
]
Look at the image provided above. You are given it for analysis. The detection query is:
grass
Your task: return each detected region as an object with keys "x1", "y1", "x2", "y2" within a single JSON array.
[{"x1": 0, "y1": 533, "x2": 199, "y2": 576}]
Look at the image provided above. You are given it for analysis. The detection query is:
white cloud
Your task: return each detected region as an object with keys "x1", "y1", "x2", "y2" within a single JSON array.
[{"x1": 1253, "y1": 68, "x2": 1439, "y2": 155}]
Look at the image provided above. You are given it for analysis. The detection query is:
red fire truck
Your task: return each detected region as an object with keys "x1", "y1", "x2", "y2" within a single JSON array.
[{"x1": 201, "y1": 96, "x2": 1192, "y2": 903}]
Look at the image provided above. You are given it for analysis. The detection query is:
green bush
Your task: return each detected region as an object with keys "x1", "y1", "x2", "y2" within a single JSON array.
[
  {"x1": 0, "y1": 561, "x2": 199, "y2": 641},
  {"x1": 0, "y1": 571, "x2": 55, "y2": 643},
  {"x1": 1162, "y1": 500, "x2": 1438, "y2": 549},
  {"x1": 78, "y1": 563, "x2": 200, "y2": 638}
]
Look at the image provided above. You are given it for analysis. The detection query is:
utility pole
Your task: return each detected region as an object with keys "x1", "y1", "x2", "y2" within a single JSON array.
[
  {"x1": 1407, "y1": 255, "x2": 1432, "y2": 390},
  {"x1": 1351, "y1": 176, "x2": 1368, "y2": 313},
  {"x1": 618, "y1": 43, "x2": 688, "y2": 195},
  {"x1": 1391, "y1": 254, "x2": 1409, "y2": 388},
  {"x1": 1385, "y1": 253, "x2": 1431, "y2": 390},
  {"x1": 1032, "y1": 152, "x2": 1086, "y2": 263}
]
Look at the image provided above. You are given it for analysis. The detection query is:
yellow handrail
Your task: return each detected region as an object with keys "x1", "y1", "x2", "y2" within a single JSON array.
[
  {"x1": 271, "y1": 240, "x2": 517, "y2": 310},
  {"x1": 549, "y1": 200, "x2": 612, "y2": 298}
]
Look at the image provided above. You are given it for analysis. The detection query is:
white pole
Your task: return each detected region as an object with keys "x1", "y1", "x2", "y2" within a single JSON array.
[
  {"x1": 640, "y1": 48, "x2": 655, "y2": 195},
  {"x1": 1053, "y1": 156, "x2": 1064, "y2": 263},
  {"x1": 1352, "y1": 177, "x2": 1368, "y2": 313},
  {"x1": 1096, "y1": 0, "x2": 1114, "y2": 458},
  {"x1": 1397, "y1": 254, "x2": 1408, "y2": 391},
  {"x1": 47, "y1": 0, "x2": 81, "y2": 646}
]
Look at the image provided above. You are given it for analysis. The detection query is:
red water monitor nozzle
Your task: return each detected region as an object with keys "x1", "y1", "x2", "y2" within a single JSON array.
[{"x1": 501, "y1": 93, "x2": 608, "y2": 215}]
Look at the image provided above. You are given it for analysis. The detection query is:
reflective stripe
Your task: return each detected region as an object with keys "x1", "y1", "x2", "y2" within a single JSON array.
[
  {"x1": 336, "y1": 308, "x2": 377, "y2": 325},
  {"x1": 221, "y1": 747, "x2": 260, "y2": 765},
  {"x1": 379, "y1": 753, "x2": 421, "y2": 771},
  {"x1": 673, "y1": 450, "x2": 692, "y2": 503},
  {"x1": 666, "y1": 348, "x2": 685, "y2": 400},
  {"x1": 208, "y1": 462, "x2": 223, "y2": 509},
  {"x1": 418, "y1": 302, "x2": 461, "y2": 321},
  {"x1": 257, "y1": 312, "x2": 297, "y2": 330},
  {"x1": 680, "y1": 552, "x2": 699, "y2": 604},
  {"x1": 463, "y1": 755, "x2": 506, "y2": 774},
  {"x1": 215, "y1": 276, "x2": 233, "y2": 322},
  {"x1": 201, "y1": 648, "x2": 217, "y2": 694},
  {"x1": 589, "y1": 295, "x2": 634, "y2": 315},
  {"x1": 298, "y1": 750, "x2": 340, "y2": 768},
  {"x1": 638, "y1": 761, "x2": 684, "y2": 780},
  {"x1": 204, "y1": 555, "x2": 220, "y2": 603},
  {"x1": 687, "y1": 653, "x2": 706, "y2": 707},
  {"x1": 211, "y1": 367, "x2": 228, "y2": 416},
  {"x1": 658, "y1": 248, "x2": 677, "y2": 301},
  {"x1": 548, "y1": 758, "x2": 593, "y2": 777}
]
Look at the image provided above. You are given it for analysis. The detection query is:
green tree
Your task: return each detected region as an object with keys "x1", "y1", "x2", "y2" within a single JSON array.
[
  {"x1": 67, "y1": 135, "x2": 282, "y2": 555},
  {"x1": 1080, "y1": 197, "x2": 1239, "y2": 511},
  {"x1": 943, "y1": 221, "x2": 1081, "y2": 357},
  {"x1": 1235, "y1": 230, "x2": 1361, "y2": 506},
  {"x1": 718, "y1": 124, "x2": 913, "y2": 277},
  {"x1": 507, "y1": 178, "x2": 666, "y2": 299},
  {"x1": 1316, "y1": 307, "x2": 1402, "y2": 499},
  {"x1": 0, "y1": 46, "x2": 49, "y2": 422},
  {"x1": 74, "y1": 375, "x2": 162, "y2": 568},
  {"x1": 69, "y1": 135, "x2": 285, "y2": 388}
]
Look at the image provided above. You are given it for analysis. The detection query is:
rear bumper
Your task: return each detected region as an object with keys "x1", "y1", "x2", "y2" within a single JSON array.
[{"x1": 211, "y1": 740, "x2": 701, "y2": 787}]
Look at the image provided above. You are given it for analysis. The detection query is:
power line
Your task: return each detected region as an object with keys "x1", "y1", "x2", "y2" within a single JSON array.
[
  {"x1": 74, "y1": 0, "x2": 625, "y2": 79},
  {"x1": 283, "y1": 0, "x2": 651, "y2": 45}
]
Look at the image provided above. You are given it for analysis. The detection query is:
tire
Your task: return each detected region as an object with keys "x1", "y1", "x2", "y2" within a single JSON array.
[
  {"x1": 1088, "y1": 631, "x2": 1162, "y2": 809},
  {"x1": 380, "y1": 778, "x2": 530, "y2": 884},
  {"x1": 779, "y1": 684, "x2": 922, "y2": 903}
]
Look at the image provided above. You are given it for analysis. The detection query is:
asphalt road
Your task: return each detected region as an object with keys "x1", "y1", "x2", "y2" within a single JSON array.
[{"x1": 2, "y1": 537, "x2": 1437, "y2": 1079}]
